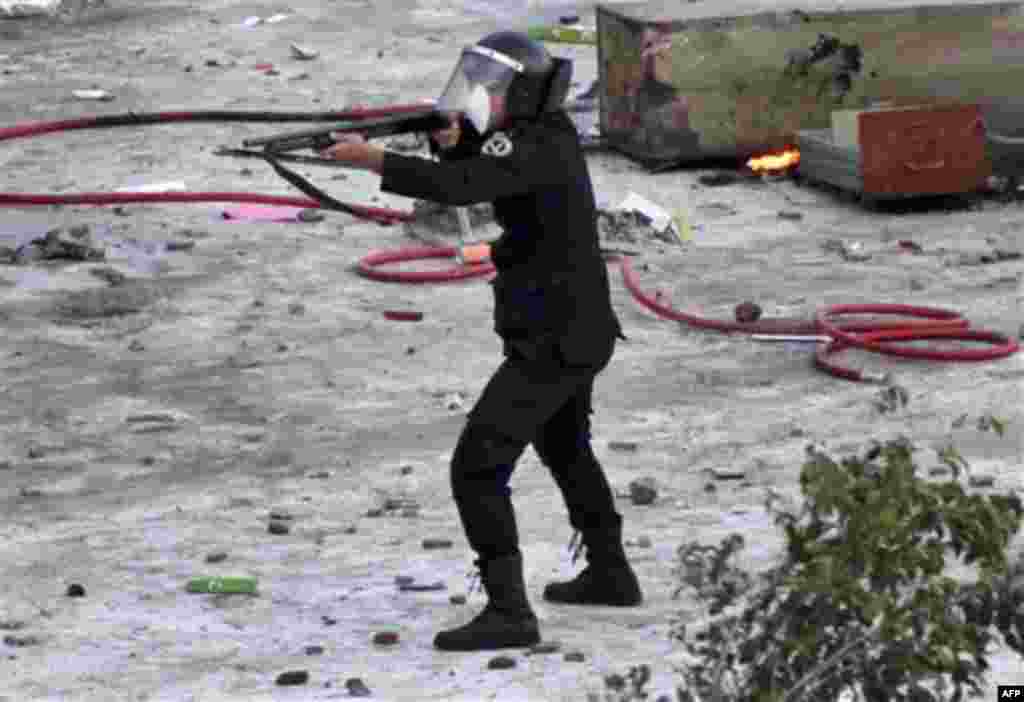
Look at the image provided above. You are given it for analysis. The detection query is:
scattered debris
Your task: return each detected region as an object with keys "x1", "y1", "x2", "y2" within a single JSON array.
[
  {"x1": 372, "y1": 631, "x2": 399, "y2": 646},
  {"x1": 564, "y1": 651, "x2": 586, "y2": 662},
  {"x1": 628, "y1": 478, "x2": 658, "y2": 506},
  {"x1": 528, "y1": 641, "x2": 562, "y2": 655},
  {"x1": 297, "y1": 208, "x2": 324, "y2": 223},
  {"x1": 345, "y1": 678, "x2": 373, "y2": 697},
  {"x1": 873, "y1": 384, "x2": 909, "y2": 414},
  {"x1": 711, "y1": 468, "x2": 747, "y2": 481},
  {"x1": 399, "y1": 581, "x2": 446, "y2": 592},
  {"x1": 13, "y1": 226, "x2": 105, "y2": 264},
  {"x1": 205, "y1": 552, "x2": 228, "y2": 564},
  {"x1": 89, "y1": 266, "x2": 127, "y2": 286},
  {"x1": 66, "y1": 584, "x2": 86, "y2": 598},
  {"x1": 72, "y1": 89, "x2": 114, "y2": 101},
  {"x1": 487, "y1": 655, "x2": 517, "y2": 670},
  {"x1": 608, "y1": 440, "x2": 638, "y2": 452},
  {"x1": 321, "y1": 616, "x2": 338, "y2": 627},
  {"x1": 275, "y1": 670, "x2": 309, "y2": 686},
  {"x1": 268, "y1": 521, "x2": 290, "y2": 535},
  {"x1": 289, "y1": 44, "x2": 319, "y2": 61},
  {"x1": 0, "y1": 621, "x2": 26, "y2": 631},
  {"x1": 698, "y1": 172, "x2": 741, "y2": 187},
  {"x1": 165, "y1": 240, "x2": 195, "y2": 252},
  {"x1": 3, "y1": 634, "x2": 42, "y2": 647},
  {"x1": 778, "y1": 210, "x2": 804, "y2": 221},
  {"x1": 734, "y1": 301, "x2": 762, "y2": 323},
  {"x1": 304, "y1": 645, "x2": 324, "y2": 656},
  {"x1": 422, "y1": 538, "x2": 453, "y2": 550}
]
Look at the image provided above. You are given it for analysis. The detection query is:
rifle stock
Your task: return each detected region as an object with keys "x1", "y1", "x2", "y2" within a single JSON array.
[{"x1": 242, "y1": 110, "x2": 450, "y2": 153}]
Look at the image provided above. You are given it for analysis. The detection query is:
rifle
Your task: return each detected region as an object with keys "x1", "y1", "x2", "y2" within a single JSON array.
[
  {"x1": 214, "y1": 109, "x2": 452, "y2": 217},
  {"x1": 229, "y1": 109, "x2": 450, "y2": 156}
]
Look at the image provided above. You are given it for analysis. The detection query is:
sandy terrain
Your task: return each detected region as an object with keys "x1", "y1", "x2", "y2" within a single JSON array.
[{"x1": 0, "y1": 1, "x2": 1021, "y2": 700}]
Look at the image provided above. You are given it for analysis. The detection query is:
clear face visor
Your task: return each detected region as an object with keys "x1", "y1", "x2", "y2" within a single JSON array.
[{"x1": 436, "y1": 45, "x2": 521, "y2": 134}]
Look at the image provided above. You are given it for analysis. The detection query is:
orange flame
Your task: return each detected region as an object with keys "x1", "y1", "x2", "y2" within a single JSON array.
[{"x1": 747, "y1": 148, "x2": 801, "y2": 172}]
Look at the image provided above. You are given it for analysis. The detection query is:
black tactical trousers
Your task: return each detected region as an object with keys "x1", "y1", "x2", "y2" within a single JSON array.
[{"x1": 449, "y1": 336, "x2": 621, "y2": 562}]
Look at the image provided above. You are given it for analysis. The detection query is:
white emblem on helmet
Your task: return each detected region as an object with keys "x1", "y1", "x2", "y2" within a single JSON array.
[{"x1": 481, "y1": 132, "x2": 513, "y2": 157}]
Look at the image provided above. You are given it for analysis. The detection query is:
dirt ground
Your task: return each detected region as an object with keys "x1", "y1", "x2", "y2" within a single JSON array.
[{"x1": 0, "y1": 1, "x2": 1021, "y2": 700}]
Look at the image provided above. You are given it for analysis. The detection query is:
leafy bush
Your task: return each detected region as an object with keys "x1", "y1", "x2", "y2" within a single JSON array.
[
  {"x1": 596, "y1": 430, "x2": 1023, "y2": 702},
  {"x1": 670, "y1": 437, "x2": 1023, "y2": 702}
]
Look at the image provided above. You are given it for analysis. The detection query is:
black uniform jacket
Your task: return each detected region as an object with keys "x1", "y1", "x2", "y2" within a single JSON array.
[{"x1": 379, "y1": 110, "x2": 625, "y2": 367}]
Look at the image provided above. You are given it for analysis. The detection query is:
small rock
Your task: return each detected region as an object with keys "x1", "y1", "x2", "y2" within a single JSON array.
[
  {"x1": 449, "y1": 594, "x2": 467, "y2": 605},
  {"x1": 395, "y1": 576, "x2": 416, "y2": 587},
  {"x1": 406, "y1": 346, "x2": 416, "y2": 355},
  {"x1": 528, "y1": 641, "x2": 562, "y2": 655},
  {"x1": 304, "y1": 645, "x2": 325, "y2": 656},
  {"x1": 128, "y1": 340, "x2": 145, "y2": 352},
  {"x1": 2, "y1": 634, "x2": 41, "y2": 648},
  {"x1": 628, "y1": 478, "x2": 658, "y2": 506},
  {"x1": 27, "y1": 446, "x2": 45, "y2": 459},
  {"x1": 698, "y1": 172, "x2": 740, "y2": 187},
  {"x1": 608, "y1": 441, "x2": 638, "y2": 452},
  {"x1": 366, "y1": 508, "x2": 385, "y2": 518},
  {"x1": 288, "y1": 302, "x2": 305, "y2": 316},
  {"x1": 165, "y1": 240, "x2": 195, "y2": 252},
  {"x1": 321, "y1": 616, "x2": 338, "y2": 627},
  {"x1": 400, "y1": 506, "x2": 419, "y2": 518},
  {"x1": 422, "y1": 538, "x2": 453, "y2": 550},
  {"x1": 290, "y1": 44, "x2": 320, "y2": 61},
  {"x1": 487, "y1": 655, "x2": 517, "y2": 670},
  {"x1": 789, "y1": 427, "x2": 805, "y2": 438},
  {"x1": 89, "y1": 267, "x2": 127, "y2": 286},
  {"x1": 400, "y1": 465, "x2": 414, "y2": 476},
  {"x1": 712, "y1": 468, "x2": 747, "y2": 481},
  {"x1": 704, "y1": 483, "x2": 717, "y2": 493},
  {"x1": 0, "y1": 621, "x2": 25, "y2": 631},
  {"x1": 275, "y1": 670, "x2": 309, "y2": 686},
  {"x1": 297, "y1": 209, "x2": 325, "y2": 223},
  {"x1": 968, "y1": 475, "x2": 996, "y2": 488},
  {"x1": 372, "y1": 631, "x2": 399, "y2": 646},
  {"x1": 345, "y1": 677, "x2": 373, "y2": 697},
  {"x1": 268, "y1": 510, "x2": 294, "y2": 521},
  {"x1": 66, "y1": 583, "x2": 86, "y2": 598},
  {"x1": 909, "y1": 278, "x2": 926, "y2": 291},
  {"x1": 268, "y1": 521, "x2": 290, "y2": 535},
  {"x1": 275, "y1": 343, "x2": 288, "y2": 353},
  {"x1": 205, "y1": 552, "x2": 229, "y2": 564},
  {"x1": 343, "y1": 525, "x2": 358, "y2": 534},
  {"x1": 778, "y1": 210, "x2": 803, "y2": 221},
  {"x1": 308, "y1": 471, "x2": 330, "y2": 480},
  {"x1": 564, "y1": 651, "x2": 586, "y2": 662},
  {"x1": 734, "y1": 301, "x2": 762, "y2": 323},
  {"x1": 19, "y1": 487, "x2": 43, "y2": 498},
  {"x1": 399, "y1": 581, "x2": 446, "y2": 592}
]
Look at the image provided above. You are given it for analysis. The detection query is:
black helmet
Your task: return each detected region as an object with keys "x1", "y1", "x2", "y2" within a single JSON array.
[{"x1": 436, "y1": 30, "x2": 572, "y2": 132}]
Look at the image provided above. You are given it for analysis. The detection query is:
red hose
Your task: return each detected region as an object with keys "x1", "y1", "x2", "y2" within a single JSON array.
[
  {"x1": 0, "y1": 107, "x2": 422, "y2": 224},
  {"x1": 816, "y1": 328, "x2": 1020, "y2": 382},
  {"x1": 1, "y1": 109, "x2": 1016, "y2": 380}
]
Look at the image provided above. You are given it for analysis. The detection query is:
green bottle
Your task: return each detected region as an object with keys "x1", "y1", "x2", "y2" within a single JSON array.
[
  {"x1": 526, "y1": 25, "x2": 597, "y2": 45},
  {"x1": 186, "y1": 576, "x2": 258, "y2": 594}
]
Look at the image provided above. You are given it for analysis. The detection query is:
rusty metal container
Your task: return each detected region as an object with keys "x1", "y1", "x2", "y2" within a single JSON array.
[
  {"x1": 796, "y1": 103, "x2": 990, "y2": 200},
  {"x1": 596, "y1": 0, "x2": 1024, "y2": 168}
]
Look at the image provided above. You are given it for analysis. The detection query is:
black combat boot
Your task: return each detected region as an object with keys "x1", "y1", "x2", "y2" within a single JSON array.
[
  {"x1": 543, "y1": 522, "x2": 642, "y2": 607},
  {"x1": 434, "y1": 552, "x2": 541, "y2": 651}
]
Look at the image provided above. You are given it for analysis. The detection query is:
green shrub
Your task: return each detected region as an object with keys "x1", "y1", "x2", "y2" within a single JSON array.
[{"x1": 667, "y1": 437, "x2": 1023, "y2": 702}]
